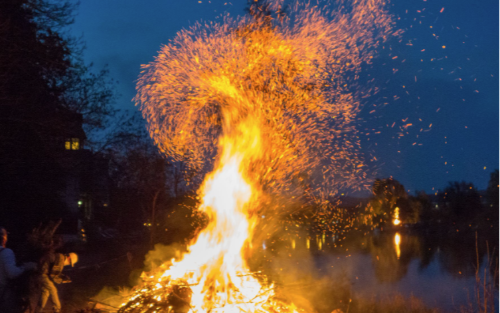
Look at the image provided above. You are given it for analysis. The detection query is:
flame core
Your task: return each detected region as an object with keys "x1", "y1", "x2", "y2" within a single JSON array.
[
  {"x1": 122, "y1": 1, "x2": 397, "y2": 312},
  {"x1": 120, "y1": 120, "x2": 299, "y2": 312}
]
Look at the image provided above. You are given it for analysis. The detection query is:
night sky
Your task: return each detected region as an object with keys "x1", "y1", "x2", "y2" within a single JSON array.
[{"x1": 71, "y1": 0, "x2": 499, "y2": 195}]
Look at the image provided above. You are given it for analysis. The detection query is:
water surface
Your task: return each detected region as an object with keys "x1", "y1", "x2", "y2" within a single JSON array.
[{"x1": 250, "y1": 228, "x2": 498, "y2": 312}]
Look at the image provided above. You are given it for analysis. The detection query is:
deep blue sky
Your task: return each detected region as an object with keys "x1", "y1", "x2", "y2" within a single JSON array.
[{"x1": 71, "y1": 0, "x2": 499, "y2": 194}]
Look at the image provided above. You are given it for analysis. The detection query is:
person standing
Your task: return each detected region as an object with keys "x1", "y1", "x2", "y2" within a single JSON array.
[
  {"x1": 36, "y1": 251, "x2": 78, "y2": 313},
  {"x1": 0, "y1": 227, "x2": 37, "y2": 312}
]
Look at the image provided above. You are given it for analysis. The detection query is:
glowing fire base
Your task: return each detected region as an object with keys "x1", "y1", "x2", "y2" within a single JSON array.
[{"x1": 119, "y1": 141, "x2": 300, "y2": 313}]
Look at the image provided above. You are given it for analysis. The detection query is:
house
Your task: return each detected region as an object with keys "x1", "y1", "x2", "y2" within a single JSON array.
[{"x1": 0, "y1": 105, "x2": 109, "y2": 239}]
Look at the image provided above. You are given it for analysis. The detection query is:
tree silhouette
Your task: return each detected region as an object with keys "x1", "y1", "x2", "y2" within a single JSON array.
[
  {"x1": 244, "y1": 0, "x2": 287, "y2": 22},
  {"x1": 367, "y1": 178, "x2": 407, "y2": 226},
  {"x1": 484, "y1": 169, "x2": 499, "y2": 237},
  {"x1": 0, "y1": 0, "x2": 115, "y2": 234},
  {"x1": 437, "y1": 181, "x2": 482, "y2": 222},
  {"x1": 413, "y1": 190, "x2": 434, "y2": 223},
  {"x1": 486, "y1": 170, "x2": 499, "y2": 210}
]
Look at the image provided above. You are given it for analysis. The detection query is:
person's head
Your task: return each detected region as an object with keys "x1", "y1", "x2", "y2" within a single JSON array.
[
  {"x1": 64, "y1": 253, "x2": 78, "y2": 267},
  {"x1": 0, "y1": 227, "x2": 7, "y2": 247}
]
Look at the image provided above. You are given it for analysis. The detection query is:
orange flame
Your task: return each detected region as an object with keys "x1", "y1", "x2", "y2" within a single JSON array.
[{"x1": 173, "y1": 121, "x2": 264, "y2": 311}]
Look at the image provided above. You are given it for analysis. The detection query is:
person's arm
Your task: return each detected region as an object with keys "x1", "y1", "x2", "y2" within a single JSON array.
[{"x1": 1, "y1": 248, "x2": 25, "y2": 279}]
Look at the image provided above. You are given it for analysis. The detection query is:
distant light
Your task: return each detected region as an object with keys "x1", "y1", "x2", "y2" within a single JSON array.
[
  {"x1": 77, "y1": 201, "x2": 82, "y2": 206},
  {"x1": 393, "y1": 207, "x2": 400, "y2": 226}
]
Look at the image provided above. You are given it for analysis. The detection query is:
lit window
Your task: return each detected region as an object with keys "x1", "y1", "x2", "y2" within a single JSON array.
[
  {"x1": 71, "y1": 138, "x2": 79, "y2": 150},
  {"x1": 65, "y1": 138, "x2": 80, "y2": 150}
]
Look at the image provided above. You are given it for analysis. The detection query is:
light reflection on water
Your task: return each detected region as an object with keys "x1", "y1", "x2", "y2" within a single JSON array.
[
  {"x1": 255, "y1": 230, "x2": 498, "y2": 312},
  {"x1": 394, "y1": 232, "x2": 401, "y2": 259}
]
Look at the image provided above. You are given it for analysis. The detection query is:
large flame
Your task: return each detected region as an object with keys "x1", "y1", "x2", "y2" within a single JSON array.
[
  {"x1": 165, "y1": 120, "x2": 265, "y2": 311},
  {"x1": 119, "y1": 119, "x2": 300, "y2": 312},
  {"x1": 120, "y1": 1, "x2": 397, "y2": 312}
]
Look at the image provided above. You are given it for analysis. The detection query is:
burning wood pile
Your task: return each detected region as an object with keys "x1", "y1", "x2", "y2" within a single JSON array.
[
  {"x1": 118, "y1": 278, "x2": 300, "y2": 313},
  {"x1": 117, "y1": 0, "x2": 396, "y2": 312},
  {"x1": 118, "y1": 280, "x2": 193, "y2": 312}
]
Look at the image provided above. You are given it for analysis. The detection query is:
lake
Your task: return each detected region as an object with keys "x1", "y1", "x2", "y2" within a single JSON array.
[{"x1": 249, "y1": 228, "x2": 499, "y2": 312}]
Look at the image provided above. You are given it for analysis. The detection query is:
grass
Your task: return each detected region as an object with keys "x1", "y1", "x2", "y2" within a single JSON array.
[{"x1": 456, "y1": 235, "x2": 498, "y2": 313}]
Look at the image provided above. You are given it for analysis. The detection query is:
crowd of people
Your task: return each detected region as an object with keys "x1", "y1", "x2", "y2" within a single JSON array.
[{"x1": 0, "y1": 226, "x2": 78, "y2": 313}]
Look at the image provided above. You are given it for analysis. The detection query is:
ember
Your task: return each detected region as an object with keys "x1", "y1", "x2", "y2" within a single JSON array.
[{"x1": 120, "y1": 0, "x2": 396, "y2": 312}]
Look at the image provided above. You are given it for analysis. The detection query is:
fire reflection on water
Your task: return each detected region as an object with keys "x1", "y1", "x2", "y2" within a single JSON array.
[
  {"x1": 317, "y1": 236, "x2": 323, "y2": 251},
  {"x1": 394, "y1": 232, "x2": 401, "y2": 259},
  {"x1": 286, "y1": 233, "x2": 333, "y2": 252}
]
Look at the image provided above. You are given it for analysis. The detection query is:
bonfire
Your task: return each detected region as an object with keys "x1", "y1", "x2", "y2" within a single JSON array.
[{"x1": 119, "y1": 1, "x2": 397, "y2": 312}]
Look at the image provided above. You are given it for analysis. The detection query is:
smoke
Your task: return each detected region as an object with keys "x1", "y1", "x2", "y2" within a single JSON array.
[
  {"x1": 143, "y1": 242, "x2": 185, "y2": 272},
  {"x1": 252, "y1": 236, "x2": 358, "y2": 312},
  {"x1": 90, "y1": 243, "x2": 187, "y2": 309}
]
